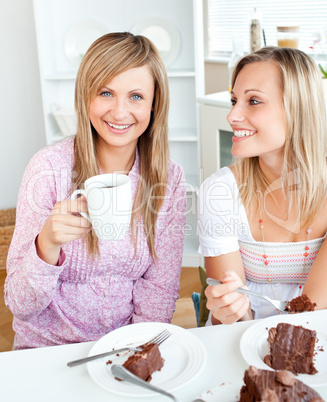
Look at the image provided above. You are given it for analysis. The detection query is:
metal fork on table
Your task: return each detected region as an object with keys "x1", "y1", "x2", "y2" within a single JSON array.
[
  {"x1": 67, "y1": 329, "x2": 171, "y2": 367},
  {"x1": 111, "y1": 364, "x2": 206, "y2": 402},
  {"x1": 206, "y1": 277, "x2": 288, "y2": 313}
]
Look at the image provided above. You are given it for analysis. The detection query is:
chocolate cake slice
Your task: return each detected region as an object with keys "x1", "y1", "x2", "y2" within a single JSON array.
[
  {"x1": 240, "y1": 366, "x2": 323, "y2": 401},
  {"x1": 285, "y1": 294, "x2": 317, "y2": 313},
  {"x1": 122, "y1": 342, "x2": 164, "y2": 382},
  {"x1": 264, "y1": 323, "x2": 317, "y2": 375}
]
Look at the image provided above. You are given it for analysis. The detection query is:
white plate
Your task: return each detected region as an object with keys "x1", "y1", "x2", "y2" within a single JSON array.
[
  {"x1": 87, "y1": 322, "x2": 206, "y2": 396},
  {"x1": 64, "y1": 20, "x2": 108, "y2": 67},
  {"x1": 240, "y1": 313, "x2": 327, "y2": 386},
  {"x1": 198, "y1": 381, "x2": 243, "y2": 401},
  {"x1": 131, "y1": 17, "x2": 180, "y2": 66}
]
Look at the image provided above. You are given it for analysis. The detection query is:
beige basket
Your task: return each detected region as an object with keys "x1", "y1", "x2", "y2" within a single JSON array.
[
  {"x1": 0, "y1": 208, "x2": 16, "y2": 270},
  {"x1": 52, "y1": 104, "x2": 77, "y2": 137}
]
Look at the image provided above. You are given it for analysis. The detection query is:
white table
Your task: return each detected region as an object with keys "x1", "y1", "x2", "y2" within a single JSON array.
[{"x1": 1, "y1": 311, "x2": 327, "y2": 402}]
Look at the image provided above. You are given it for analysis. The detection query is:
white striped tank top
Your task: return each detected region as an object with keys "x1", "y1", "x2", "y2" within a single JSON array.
[{"x1": 239, "y1": 237, "x2": 325, "y2": 284}]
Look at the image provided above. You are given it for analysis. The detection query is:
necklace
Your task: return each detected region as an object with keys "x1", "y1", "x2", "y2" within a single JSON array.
[{"x1": 258, "y1": 218, "x2": 311, "y2": 296}]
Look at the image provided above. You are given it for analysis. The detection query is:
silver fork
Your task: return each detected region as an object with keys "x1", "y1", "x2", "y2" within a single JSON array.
[
  {"x1": 111, "y1": 365, "x2": 206, "y2": 402},
  {"x1": 67, "y1": 329, "x2": 171, "y2": 367},
  {"x1": 206, "y1": 277, "x2": 288, "y2": 313},
  {"x1": 111, "y1": 365, "x2": 180, "y2": 401}
]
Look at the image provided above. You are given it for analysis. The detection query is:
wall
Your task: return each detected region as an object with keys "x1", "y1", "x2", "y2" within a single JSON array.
[
  {"x1": 0, "y1": 0, "x2": 45, "y2": 210},
  {"x1": 204, "y1": 61, "x2": 229, "y2": 94},
  {"x1": 0, "y1": 0, "x2": 226, "y2": 210}
]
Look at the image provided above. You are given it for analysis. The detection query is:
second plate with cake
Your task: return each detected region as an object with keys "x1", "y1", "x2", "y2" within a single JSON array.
[
  {"x1": 87, "y1": 322, "x2": 206, "y2": 396},
  {"x1": 240, "y1": 312, "x2": 327, "y2": 386}
]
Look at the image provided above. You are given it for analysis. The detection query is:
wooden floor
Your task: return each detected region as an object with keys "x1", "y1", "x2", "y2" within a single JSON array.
[{"x1": 0, "y1": 267, "x2": 201, "y2": 352}]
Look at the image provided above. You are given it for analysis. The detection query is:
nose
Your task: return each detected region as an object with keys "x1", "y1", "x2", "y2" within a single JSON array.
[
  {"x1": 227, "y1": 102, "x2": 245, "y2": 126},
  {"x1": 111, "y1": 98, "x2": 129, "y2": 120}
]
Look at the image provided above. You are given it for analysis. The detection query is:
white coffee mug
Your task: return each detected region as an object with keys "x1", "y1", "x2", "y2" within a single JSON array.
[{"x1": 71, "y1": 173, "x2": 132, "y2": 241}]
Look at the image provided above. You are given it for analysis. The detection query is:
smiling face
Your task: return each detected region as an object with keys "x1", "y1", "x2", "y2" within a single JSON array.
[
  {"x1": 227, "y1": 61, "x2": 287, "y2": 163},
  {"x1": 89, "y1": 64, "x2": 155, "y2": 154}
]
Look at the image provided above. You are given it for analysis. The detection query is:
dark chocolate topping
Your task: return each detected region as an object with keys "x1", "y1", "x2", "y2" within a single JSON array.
[
  {"x1": 265, "y1": 323, "x2": 317, "y2": 375},
  {"x1": 240, "y1": 366, "x2": 323, "y2": 402}
]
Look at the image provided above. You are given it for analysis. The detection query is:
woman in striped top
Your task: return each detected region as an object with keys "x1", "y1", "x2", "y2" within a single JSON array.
[{"x1": 198, "y1": 46, "x2": 327, "y2": 324}]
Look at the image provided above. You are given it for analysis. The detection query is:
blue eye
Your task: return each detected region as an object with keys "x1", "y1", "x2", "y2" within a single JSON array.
[
  {"x1": 100, "y1": 91, "x2": 112, "y2": 97},
  {"x1": 131, "y1": 94, "x2": 142, "y2": 101}
]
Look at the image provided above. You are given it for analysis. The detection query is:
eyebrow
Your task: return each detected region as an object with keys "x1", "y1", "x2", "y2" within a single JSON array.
[
  {"x1": 102, "y1": 86, "x2": 147, "y2": 93},
  {"x1": 129, "y1": 88, "x2": 147, "y2": 93},
  {"x1": 230, "y1": 88, "x2": 267, "y2": 96},
  {"x1": 244, "y1": 89, "x2": 266, "y2": 94}
]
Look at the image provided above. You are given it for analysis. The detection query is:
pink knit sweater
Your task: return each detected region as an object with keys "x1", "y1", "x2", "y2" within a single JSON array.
[{"x1": 5, "y1": 138, "x2": 186, "y2": 349}]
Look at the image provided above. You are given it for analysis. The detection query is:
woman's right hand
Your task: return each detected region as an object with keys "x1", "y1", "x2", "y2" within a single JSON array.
[
  {"x1": 36, "y1": 197, "x2": 92, "y2": 265},
  {"x1": 205, "y1": 270, "x2": 251, "y2": 325}
]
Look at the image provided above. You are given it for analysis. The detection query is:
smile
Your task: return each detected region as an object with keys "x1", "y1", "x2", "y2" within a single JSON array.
[
  {"x1": 106, "y1": 122, "x2": 133, "y2": 130},
  {"x1": 233, "y1": 129, "x2": 256, "y2": 138}
]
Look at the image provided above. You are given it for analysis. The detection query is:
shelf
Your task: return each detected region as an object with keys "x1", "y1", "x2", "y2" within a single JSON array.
[
  {"x1": 169, "y1": 136, "x2": 197, "y2": 142},
  {"x1": 45, "y1": 69, "x2": 196, "y2": 81},
  {"x1": 182, "y1": 253, "x2": 202, "y2": 267},
  {"x1": 168, "y1": 127, "x2": 197, "y2": 140},
  {"x1": 45, "y1": 72, "x2": 77, "y2": 80},
  {"x1": 50, "y1": 125, "x2": 197, "y2": 143},
  {"x1": 167, "y1": 70, "x2": 196, "y2": 78},
  {"x1": 50, "y1": 132, "x2": 71, "y2": 144},
  {"x1": 197, "y1": 91, "x2": 231, "y2": 108},
  {"x1": 182, "y1": 237, "x2": 202, "y2": 267},
  {"x1": 50, "y1": 127, "x2": 197, "y2": 144}
]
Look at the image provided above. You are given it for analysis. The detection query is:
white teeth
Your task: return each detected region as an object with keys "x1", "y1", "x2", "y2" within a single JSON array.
[
  {"x1": 107, "y1": 122, "x2": 132, "y2": 130},
  {"x1": 233, "y1": 130, "x2": 255, "y2": 137}
]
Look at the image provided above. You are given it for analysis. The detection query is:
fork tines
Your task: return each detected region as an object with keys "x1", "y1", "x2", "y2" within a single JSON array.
[{"x1": 145, "y1": 329, "x2": 171, "y2": 347}]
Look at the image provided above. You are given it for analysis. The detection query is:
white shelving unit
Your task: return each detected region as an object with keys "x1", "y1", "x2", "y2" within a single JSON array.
[{"x1": 33, "y1": 0, "x2": 204, "y2": 267}]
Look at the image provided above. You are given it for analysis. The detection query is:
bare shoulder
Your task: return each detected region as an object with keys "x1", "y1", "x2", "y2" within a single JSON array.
[{"x1": 314, "y1": 198, "x2": 327, "y2": 236}]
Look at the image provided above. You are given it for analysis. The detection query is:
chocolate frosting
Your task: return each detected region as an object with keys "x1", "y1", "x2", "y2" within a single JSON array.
[
  {"x1": 264, "y1": 323, "x2": 317, "y2": 375},
  {"x1": 276, "y1": 370, "x2": 296, "y2": 386},
  {"x1": 240, "y1": 366, "x2": 323, "y2": 402}
]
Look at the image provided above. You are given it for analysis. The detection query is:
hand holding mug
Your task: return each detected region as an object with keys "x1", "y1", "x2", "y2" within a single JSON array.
[{"x1": 36, "y1": 197, "x2": 92, "y2": 265}]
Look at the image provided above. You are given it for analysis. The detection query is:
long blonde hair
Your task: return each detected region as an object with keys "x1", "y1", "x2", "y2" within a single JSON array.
[
  {"x1": 73, "y1": 32, "x2": 170, "y2": 257},
  {"x1": 232, "y1": 46, "x2": 327, "y2": 227}
]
